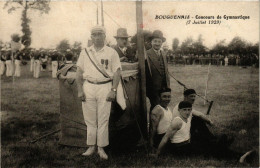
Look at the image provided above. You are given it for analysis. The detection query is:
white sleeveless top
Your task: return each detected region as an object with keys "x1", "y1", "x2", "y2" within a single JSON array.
[
  {"x1": 171, "y1": 114, "x2": 192, "y2": 143},
  {"x1": 156, "y1": 105, "x2": 172, "y2": 134}
]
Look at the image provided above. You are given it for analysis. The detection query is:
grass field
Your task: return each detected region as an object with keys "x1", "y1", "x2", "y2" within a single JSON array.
[{"x1": 1, "y1": 63, "x2": 259, "y2": 167}]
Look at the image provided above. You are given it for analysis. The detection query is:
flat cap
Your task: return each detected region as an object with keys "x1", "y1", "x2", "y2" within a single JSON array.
[{"x1": 91, "y1": 25, "x2": 106, "y2": 34}]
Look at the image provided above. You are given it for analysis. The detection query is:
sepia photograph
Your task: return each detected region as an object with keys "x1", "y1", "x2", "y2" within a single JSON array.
[{"x1": 0, "y1": 0, "x2": 259, "y2": 167}]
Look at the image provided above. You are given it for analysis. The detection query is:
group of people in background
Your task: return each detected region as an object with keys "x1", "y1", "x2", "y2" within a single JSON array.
[
  {"x1": 168, "y1": 52, "x2": 259, "y2": 67},
  {"x1": 0, "y1": 47, "x2": 79, "y2": 78},
  {"x1": 0, "y1": 48, "x2": 24, "y2": 77}
]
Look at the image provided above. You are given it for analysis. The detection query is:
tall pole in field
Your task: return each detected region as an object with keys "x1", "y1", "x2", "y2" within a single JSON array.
[
  {"x1": 101, "y1": 0, "x2": 104, "y2": 26},
  {"x1": 204, "y1": 63, "x2": 211, "y2": 105},
  {"x1": 96, "y1": 5, "x2": 99, "y2": 25},
  {"x1": 136, "y1": 1, "x2": 147, "y2": 138}
]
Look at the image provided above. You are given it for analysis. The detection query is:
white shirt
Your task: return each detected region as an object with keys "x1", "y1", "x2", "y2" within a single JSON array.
[
  {"x1": 76, "y1": 45, "x2": 121, "y2": 80},
  {"x1": 171, "y1": 103, "x2": 200, "y2": 143},
  {"x1": 153, "y1": 48, "x2": 162, "y2": 57},
  {"x1": 155, "y1": 105, "x2": 173, "y2": 134},
  {"x1": 119, "y1": 46, "x2": 127, "y2": 55},
  {"x1": 170, "y1": 114, "x2": 192, "y2": 143}
]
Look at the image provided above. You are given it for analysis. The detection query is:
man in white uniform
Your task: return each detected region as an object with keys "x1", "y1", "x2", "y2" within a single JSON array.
[
  {"x1": 30, "y1": 49, "x2": 35, "y2": 72},
  {"x1": 33, "y1": 50, "x2": 41, "y2": 78},
  {"x1": 5, "y1": 49, "x2": 13, "y2": 77},
  {"x1": 51, "y1": 50, "x2": 58, "y2": 78},
  {"x1": 224, "y1": 56, "x2": 229, "y2": 66},
  {"x1": 76, "y1": 26, "x2": 122, "y2": 160},
  {"x1": 14, "y1": 50, "x2": 22, "y2": 77}
]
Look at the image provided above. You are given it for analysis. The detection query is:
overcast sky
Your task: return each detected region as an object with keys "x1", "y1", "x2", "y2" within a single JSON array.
[{"x1": 0, "y1": 1, "x2": 259, "y2": 49}]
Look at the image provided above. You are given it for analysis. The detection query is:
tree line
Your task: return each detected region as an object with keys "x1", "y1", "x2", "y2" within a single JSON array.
[{"x1": 171, "y1": 35, "x2": 259, "y2": 58}]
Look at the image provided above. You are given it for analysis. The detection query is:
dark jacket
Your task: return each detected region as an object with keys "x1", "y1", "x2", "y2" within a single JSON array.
[
  {"x1": 114, "y1": 45, "x2": 135, "y2": 61},
  {"x1": 146, "y1": 48, "x2": 170, "y2": 109}
]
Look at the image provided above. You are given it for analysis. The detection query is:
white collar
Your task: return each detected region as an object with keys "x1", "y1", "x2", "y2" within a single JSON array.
[
  {"x1": 118, "y1": 45, "x2": 127, "y2": 51},
  {"x1": 153, "y1": 48, "x2": 162, "y2": 54},
  {"x1": 89, "y1": 45, "x2": 106, "y2": 53}
]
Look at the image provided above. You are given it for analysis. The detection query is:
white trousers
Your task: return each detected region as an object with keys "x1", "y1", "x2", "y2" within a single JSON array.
[
  {"x1": 5, "y1": 60, "x2": 13, "y2": 77},
  {"x1": 14, "y1": 60, "x2": 21, "y2": 77},
  {"x1": 82, "y1": 81, "x2": 112, "y2": 147},
  {"x1": 0, "y1": 61, "x2": 5, "y2": 75},
  {"x1": 33, "y1": 60, "x2": 41, "y2": 78},
  {"x1": 52, "y1": 61, "x2": 58, "y2": 78},
  {"x1": 30, "y1": 58, "x2": 34, "y2": 72}
]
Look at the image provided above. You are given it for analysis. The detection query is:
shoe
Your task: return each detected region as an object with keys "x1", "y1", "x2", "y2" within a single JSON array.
[
  {"x1": 82, "y1": 146, "x2": 95, "y2": 156},
  {"x1": 98, "y1": 147, "x2": 108, "y2": 160},
  {"x1": 239, "y1": 149, "x2": 257, "y2": 163}
]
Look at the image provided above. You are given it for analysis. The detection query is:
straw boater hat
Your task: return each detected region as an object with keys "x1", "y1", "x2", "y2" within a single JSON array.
[
  {"x1": 114, "y1": 28, "x2": 131, "y2": 38},
  {"x1": 149, "y1": 30, "x2": 166, "y2": 42}
]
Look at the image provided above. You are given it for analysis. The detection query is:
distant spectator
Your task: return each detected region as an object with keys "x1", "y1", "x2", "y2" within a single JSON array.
[
  {"x1": 236, "y1": 55, "x2": 240, "y2": 66},
  {"x1": 14, "y1": 50, "x2": 23, "y2": 77},
  {"x1": 65, "y1": 49, "x2": 73, "y2": 63},
  {"x1": 33, "y1": 50, "x2": 41, "y2": 78},
  {"x1": 0, "y1": 48, "x2": 6, "y2": 76}
]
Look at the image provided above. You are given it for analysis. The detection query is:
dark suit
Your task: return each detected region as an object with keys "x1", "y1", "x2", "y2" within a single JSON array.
[
  {"x1": 146, "y1": 48, "x2": 170, "y2": 110},
  {"x1": 113, "y1": 45, "x2": 135, "y2": 61}
]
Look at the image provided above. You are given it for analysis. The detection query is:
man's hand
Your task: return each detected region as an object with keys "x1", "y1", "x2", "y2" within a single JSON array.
[
  {"x1": 120, "y1": 56, "x2": 128, "y2": 62},
  {"x1": 78, "y1": 92, "x2": 86, "y2": 102},
  {"x1": 106, "y1": 90, "x2": 116, "y2": 102}
]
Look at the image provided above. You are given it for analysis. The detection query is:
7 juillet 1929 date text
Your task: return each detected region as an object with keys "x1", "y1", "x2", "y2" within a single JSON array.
[{"x1": 155, "y1": 15, "x2": 250, "y2": 25}]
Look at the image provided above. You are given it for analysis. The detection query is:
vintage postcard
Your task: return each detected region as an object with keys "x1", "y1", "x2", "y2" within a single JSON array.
[{"x1": 0, "y1": 1, "x2": 259, "y2": 167}]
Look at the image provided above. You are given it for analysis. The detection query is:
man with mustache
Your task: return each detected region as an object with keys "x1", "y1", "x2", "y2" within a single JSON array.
[
  {"x1": 76, "y1": 25, "x2": 123, "y2": 160},
  {"x1": 113, "y1": 28, "x2": 135, "y2": 62},
  {"x1": 146, "y1": 30, "x2": 170, "y2": 111}
]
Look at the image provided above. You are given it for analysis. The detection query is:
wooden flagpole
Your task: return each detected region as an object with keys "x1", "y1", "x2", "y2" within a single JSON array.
[
  {"x1": 136, "y1": 0, "x2": 147, "y2": 138},
  {"x1": 96, "y1": 4, "x2": 99, "y2": 25},
  {"x1": 101, "y1": 0, "x2": 104, "y2": 26}
]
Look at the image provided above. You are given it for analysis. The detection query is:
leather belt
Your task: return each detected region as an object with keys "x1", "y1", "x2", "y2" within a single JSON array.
[{"x1": 86, "y1": 79, "x2": 112, "y2": 85}]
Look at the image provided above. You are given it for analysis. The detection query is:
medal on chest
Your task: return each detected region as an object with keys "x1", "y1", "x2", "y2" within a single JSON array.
[{"x1": 101, "y1": 59, "x2": 108, "y2": 69}]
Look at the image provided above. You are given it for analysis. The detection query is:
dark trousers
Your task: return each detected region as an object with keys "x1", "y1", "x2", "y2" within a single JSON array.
[
  {"x1": 154, "y1": 133, "x2": 165, "y2": 148},
  {"x1": 190, "y1": 116, "x2": 216, "y2": 145},
  {"x1": 188, "y1": 116, "x2": 240, "y2": 158}
]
